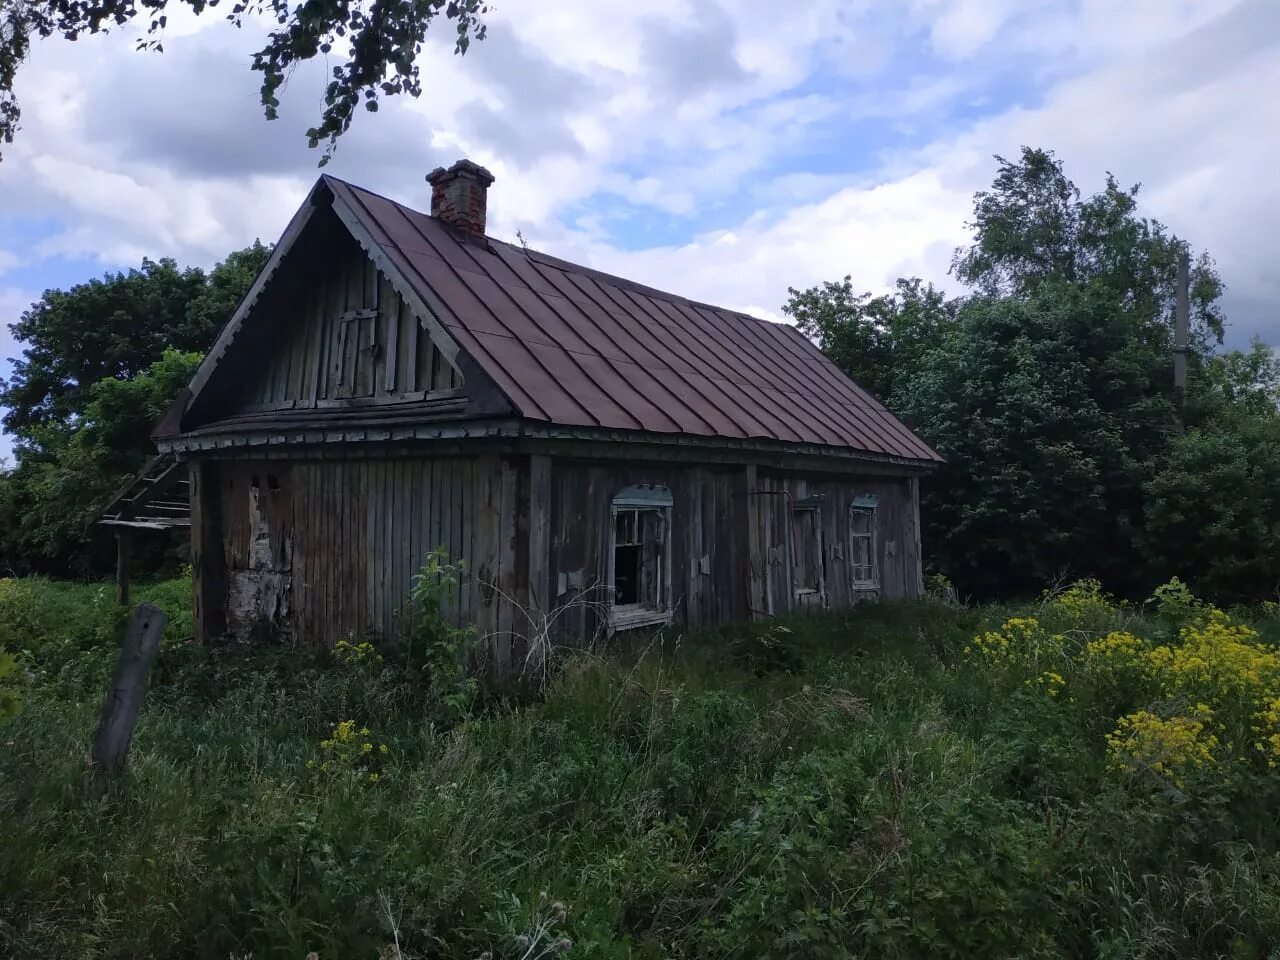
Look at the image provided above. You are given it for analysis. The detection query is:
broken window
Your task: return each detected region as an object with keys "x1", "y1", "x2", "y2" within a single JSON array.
[
  {"x1": 849, "y1": 498, "x2": 878, "y2": 588},
  {"x1": 790, "y1": 503, "x2": 824, "y2": 596},
  {"x1": 608, "y1": 485, "x2": 672, "y2": 629}
]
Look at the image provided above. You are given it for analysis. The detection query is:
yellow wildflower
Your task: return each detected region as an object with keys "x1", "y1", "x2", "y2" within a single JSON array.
[{"x1": 1106, "y1": 709, "x2": 1218, "y2": 786}]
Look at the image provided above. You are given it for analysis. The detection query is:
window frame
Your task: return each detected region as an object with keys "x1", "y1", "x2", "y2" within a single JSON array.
[
  {"x1": 789, "y1": 497, "x2": 826, "y2": 601},
  {"x1": 848, "y1": 495, "x2": 879, "y2": 591},
  {"x1": 606, "y1": 485, "x2": 674, "y2": 631}
]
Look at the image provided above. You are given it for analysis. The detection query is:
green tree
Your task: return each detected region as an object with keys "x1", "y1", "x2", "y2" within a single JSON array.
[
  {"x1": 1, "y1": 1, "x2": 488, "y2": 163},
  {"x1": 0, "y1": 242, "x2": 267, "y2": 576},
  {"x1": 787, "y1": 147, "x2": 1233, "y2": 599},
  {"x1": 0, "y1": 350, "x2": 202, "y2": 576},
  {"x1": 1143, "y1": 345, "x2": 1280, "y2": 603},
  {"x1": 783, "y1": 277, "x2": 957, "y2": 410},
  {"x1": 0, "y1": 241, "x2": 269, "y2": 451},
  {"x1": 900, "y1": 290, "x2": 1125, "y2": 596}
]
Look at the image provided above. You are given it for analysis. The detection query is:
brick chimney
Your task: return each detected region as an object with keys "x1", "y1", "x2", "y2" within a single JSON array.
[{"x1": 426, "y1": 159, "x2": 495, "y2": 238}]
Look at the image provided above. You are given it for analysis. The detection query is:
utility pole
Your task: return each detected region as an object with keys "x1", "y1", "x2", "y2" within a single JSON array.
[{"x1": 1174, "y1": 248, "x2": 1190, "y2": 404}]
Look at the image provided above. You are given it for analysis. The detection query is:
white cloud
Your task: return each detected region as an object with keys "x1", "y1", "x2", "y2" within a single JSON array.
[{"x1": 0, "y1": 0, "x2": 1275, "y2": 361}]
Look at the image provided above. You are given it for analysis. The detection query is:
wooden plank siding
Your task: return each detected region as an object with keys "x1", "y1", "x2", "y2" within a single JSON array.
[
  {"x1": 200, "y1": 456, "x2": 495, "y2": 648},
  {"x1": 191, "y1": 449, "x2": 923, "y2": 653},
  {"x1": 748, "y1": 470, "x2": 920, "y2": 613},
  {"x1": 543, "y1": 460, "x2": 920, "y2": 640},
  {"x1": 227, "y1": 233, "x2": 461, "y2": 415}
]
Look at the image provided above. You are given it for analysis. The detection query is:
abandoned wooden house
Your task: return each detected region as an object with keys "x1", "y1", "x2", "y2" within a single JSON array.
[{"x1": 143, "y1": 159, "x2": 941, "y2": 660}]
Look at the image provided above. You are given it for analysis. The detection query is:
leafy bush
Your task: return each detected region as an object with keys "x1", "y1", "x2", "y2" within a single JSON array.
[
  {"x1": 3, "y1": 577, "x2": 1280, "y2": 957},
  {"x1": 395, "y1": 547, "x2": 477, "y2": 723}
]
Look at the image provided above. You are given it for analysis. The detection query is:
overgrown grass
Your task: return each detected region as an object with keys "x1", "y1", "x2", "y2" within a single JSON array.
[{"x1": 3, "y1": 578, "x2": 1280, "y2": 958}]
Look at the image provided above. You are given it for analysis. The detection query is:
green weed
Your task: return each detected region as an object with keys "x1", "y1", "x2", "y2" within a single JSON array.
[{"x1": 2, "y1": 580, "x2": 1279, "y2": 958}]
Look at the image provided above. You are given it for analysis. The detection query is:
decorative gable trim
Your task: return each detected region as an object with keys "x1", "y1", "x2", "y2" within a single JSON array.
[{"x1": 176, "y1": 177, "x2": 515, "y2": 437}]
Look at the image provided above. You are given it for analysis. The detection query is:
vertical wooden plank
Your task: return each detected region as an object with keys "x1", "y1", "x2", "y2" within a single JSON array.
[
  {"x1": 513, "y1": 457, "x2": 533, "y2": 664},
  {"x1": 365, "y1": 461, "x2": 378, "y2": 639},
  {"x1": 423, "y1": 335, "x2": 437, "y2": 393},
  {"x1": 459, "y1": 457, "x2": 474, "y2": 625},
  {"x1": 738, "y1": 465, "x2": 763, "y2": 620},
  {"x1": 909, "y1": 476, "x2": 923, "y2": 598},
  {"x1": 343, "y1": 254, "x2": 363, "y2": 396},
  {"x1": 381, "y1": 276, "x2": 399, "y2": 395},
  {"x1": 405, "y1": 458, "x2": 421, "y2": 630},
  {"x1": 404, "y1": 303, "x2": 420, "y2": 393},
  {"x1": 684, "y1": 473, "x2": 700, "y2": 625},
  {"x1": 472, "y1": 454, "x2": 503, "y2": 670},
  {"x1": 308, "y1": 279, "x2": 326, "y2": 405},
  {"x1": 433, "y1": 347, "x2": 450, "y2": 393},
  {"x1": 296, "y1": 463, "x2": 308, "y2": 644},
  {"x1": 381, "y1": 458, "x2": 394, "y2": 636},
  {"x1": 115, "y1": 530, "x2": 131, "y2": 607},
  {"x1": 440, "y1": 457, "x2": 454, "y2": 564},
  {"x1": 497, "y1": 456, "x2": 522, "y2": 665},
  {"x1": 312, "y1": 462, "x2": 323, "y2": 646},
  {"x1": 191, "y1": 460, "x2": 227, "y2": 644},
  {"x1": 387, "y1": 460, "x2": 400, "y2": 626},
  {"x1": 325, "y1": 461, "x2": 336, "y2": 647},
  {"x1": 338, "y1": 461, "x2": 350, "y2": 646},
  {"x1": 453, "y1": 460, "x2": 468, "y2": 619},
  {"x1": 527, "y1": 455, "x2": 551, "y2": 622}
]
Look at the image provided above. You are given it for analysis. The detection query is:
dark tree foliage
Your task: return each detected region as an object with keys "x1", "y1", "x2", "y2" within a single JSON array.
[
  {"x1": 0, "y1": 240, "x2": 269, "y2": 448},
  {"x1": 0, "y1": 0, "x2": 488, "y2": 162},
  {"x1": 1143, "y1": 342, "x2": 1280, "y2": 603},
  {"x1": 0, "y1": 350, "x2": 202, "y2": 577},
  {"x1": 787, "y1": 147, "x2": 1276, "y2": 602},
  {"x1": 0, "y1": 243, "x2": 268, "y2": 576},
  {"x1": 783, "y1": 277, "x2": 957, "y2": 411}
]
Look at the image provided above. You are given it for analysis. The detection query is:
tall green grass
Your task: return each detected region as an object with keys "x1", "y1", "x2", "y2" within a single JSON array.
[{"x1": 2, "y1": 580, "x2": 1280, "y2": 958}]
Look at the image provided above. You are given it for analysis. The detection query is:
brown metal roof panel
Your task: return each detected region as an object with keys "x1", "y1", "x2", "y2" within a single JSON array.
[
  {"x1": 708, "y1": 378, "x2": 807, "y2": 443},
  {"x1": 644, "y1": 368, "x2": 745, "y2": 437},
  {"x1": 493, "y1": 280, "x2": 620, "y2": 360},
  {"x1": 679, "y1": 303, "x2": 886, "y2": 446},
  {"x1": 440, "y1": 322, "x2": 545, "y2": 419},
  {"x1": 680, "y1": 303, "x2": 805, "y2": 396},
  {"x1": 834, "y1": 401, "x2": 923, "y2": 459},
  {"x1": 752, "y1": 386, "x2": 855, "y2": 450},
  {"x1": 490, "y1": 261, "x2": 653, "y2": 367},
  {"x1": 566, "y1": 352, "x2": 685, "y2": 433},
  {"x1": 769, "y1": 321, "x2": 895, "y2": 412},
  {"x1": 563, "y1": 274, "x2": 706, "y2": 377},
  {"x1": 491, "y1": 242, "x2": 574, "y2": 299},
  {"x1": 654, "y1": 299, "x2": 786, "y2": 390},
  {"x1": 463, "y1": 329, "x2": 598, "y2": 425},
  {"x1": 623, "y1": 293, "x2": 757, "y2": 389},
  {"x1": 521, "y1": 339, "x2": 644, "y2": 429},
  {"x1": 408, "y1": 250, "x2": 561, "y2": 345},
  {"x1": 533, "y1": 267, "x2": 677, "y2": 372}
]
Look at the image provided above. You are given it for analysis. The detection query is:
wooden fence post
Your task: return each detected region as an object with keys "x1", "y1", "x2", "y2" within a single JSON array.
[
  {"x1": 91, "y1": 602, "x2": 167, "y2": 776},
  {"x1": 116, "y1": 529, "x2": 131, "y2": 607}
]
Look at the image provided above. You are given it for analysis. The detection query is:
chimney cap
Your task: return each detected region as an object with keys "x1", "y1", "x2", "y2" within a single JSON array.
[{"x1": 427, "y1": 158, "x2": 495, "y2": 187}]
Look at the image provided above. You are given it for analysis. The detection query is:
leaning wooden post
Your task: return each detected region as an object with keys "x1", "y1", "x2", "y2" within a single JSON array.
[
  {"x1": 115, "y1": 529, "x2": 131, "y2": 607},
  {"x1": 91, "y1": 602, "x2": 167, "y2": 777}
]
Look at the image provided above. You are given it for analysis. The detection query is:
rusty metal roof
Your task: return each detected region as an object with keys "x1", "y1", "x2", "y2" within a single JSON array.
[{"x1": 321, "y1": 176, "x2": 941, "y2": 463}]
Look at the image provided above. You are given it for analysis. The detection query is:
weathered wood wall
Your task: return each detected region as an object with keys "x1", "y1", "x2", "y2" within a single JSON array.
[
  {"x1": 192, "y1": 450, "x2": 923, "y2": 652},
  {"x1": 748, "y1": 471, "x2": 919, "y2": 617},
  {"x1": 544, "y1": 459, "x2": 921, "y2": 639},
  {"x1": 201, "y1": 456, "x2": 505, "y2": 648},
  {"x1": 546, "y1": 460, "x2": 750, "y2": 639},
  {"x1": 229, "y1": 233, "x2": 460, "y2": 414}
]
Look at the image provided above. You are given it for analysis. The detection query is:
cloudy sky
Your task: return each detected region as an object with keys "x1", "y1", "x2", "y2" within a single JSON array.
[{"x1": 1, "y1": 0, "x2": 1277, "y2": 461}]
